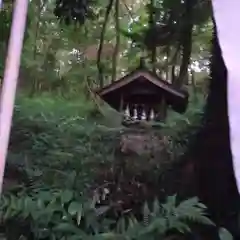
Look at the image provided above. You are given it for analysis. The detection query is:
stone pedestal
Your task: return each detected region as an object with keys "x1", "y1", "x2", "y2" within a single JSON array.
[{"x1": 116, "y1": 129, "x2": 170, "y2": 175}]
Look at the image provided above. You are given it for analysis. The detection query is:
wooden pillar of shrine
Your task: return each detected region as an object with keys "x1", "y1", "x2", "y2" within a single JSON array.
[
  {"x1": 119, "y1": 94, "x2": 124, "y2": 112},
  {"x1": 154, "y1": 97, "x2": 167, "y2": 122},
  {"x1": 160, "y1": 97, "x2": 167, "y2": 121}
]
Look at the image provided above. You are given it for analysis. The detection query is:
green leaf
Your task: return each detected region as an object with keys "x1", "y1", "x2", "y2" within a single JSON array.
[
  {"x1": 68, "y1": 201, "x2": 82, "y2": 216},
  {"x1": 219, "y1": 228, "x2": 233, "y2": 240},
  {"x1": 196, "y1": 215, "x2": 215, "y2": 226},
  {"x1": 66, "y1": 235, "x2": 83, "y2": 240},
  {"x1": 77, "y1": 205, "x2": 83, "y2": 225},
  {"x1": 60, "y1": 190, "x2": 73, "y2": 204},
  {"x1": 126, "y1": 222, "x2": 142, "y2": 238},
  {"x1": 128, "y1": 217, "x2": 136, "y2": 229},
  {"x1": 92, "y1": 232, "x2": 120, "y2": 239},
  {"x1": 38, "y1": 191, "x2": 53, "y2": 202},
  {"x1": 37, "y1": 199, "x2": 45, "y2": 209},
  {"x1": 53, "y1": 223, "x2": 83, "y2": 234},
  {"x1": 116, "y1": 217, "x2": 126, "y2": 233},
  {"x1": 10, "y1": 195, "x2": 18, "y2": 210},
  {"x1": 168, "y1": 218, "x2": 191, "y2": 233},
  {"x1": 166, "y1": 195, "x2": 177, "y2": 207},
  {"x1": 140, "y1": 218, "x2": 167, "y2": 235},
  {"x1": 3, "y1": 207, "x2": 12, "y2": 220},
  {"x1": 177, "y1": 197, "x2": 199, "y2": 210}
]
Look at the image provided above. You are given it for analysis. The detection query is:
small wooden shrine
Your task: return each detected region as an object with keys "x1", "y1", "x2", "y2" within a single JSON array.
[{"x1": 96, "y1": 66, "x2": 188, "y2": 122}]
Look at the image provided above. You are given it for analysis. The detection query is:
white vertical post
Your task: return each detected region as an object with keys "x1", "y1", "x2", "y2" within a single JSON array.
[
  {"x1": 212, "y1": 0, "x2": 240, "y2": 193},
  {"x1": 0, "y1": 0, "x2": 29, "y2": 194}
]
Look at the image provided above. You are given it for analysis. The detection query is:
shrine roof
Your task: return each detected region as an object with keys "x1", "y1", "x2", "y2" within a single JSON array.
[
  {"x1": 96, "y1": 67, "x2": 187, "y2": 98},
  {"x1": 95, "y1": 67, "x2": 189, "y2": 113}
]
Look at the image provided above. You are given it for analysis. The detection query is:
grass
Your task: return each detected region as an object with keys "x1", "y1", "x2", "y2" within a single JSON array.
[{"x1": 15, "y1": 92, "x2": 96, "y2": 120}]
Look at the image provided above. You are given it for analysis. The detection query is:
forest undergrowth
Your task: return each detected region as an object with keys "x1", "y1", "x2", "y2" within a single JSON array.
[{"x1": 0, "y1": 92, "x2": 232, "y2": 239}]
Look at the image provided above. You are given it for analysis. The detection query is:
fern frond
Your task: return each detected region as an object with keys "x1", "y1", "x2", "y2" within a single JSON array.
[
  {"x1": 167, "y1": 217, "x2": 191, "y2": 233},
  {"x1": 174, "y1": 197, "x2": 215, "y2": 226},
  {"x1": 140, "y1": 218, "x2": 168, "y2": 236},
  {"x1": 161, "y1": 195, "x2": 177, "y2": 215}
]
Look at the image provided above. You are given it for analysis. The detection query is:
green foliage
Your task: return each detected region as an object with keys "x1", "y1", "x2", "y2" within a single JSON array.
[
  {"x1": 1, "y1": 87, "x2": 233, "y2": 240},
  {"x1": 121, "y1": 0, "x2": 211, "y2": 49},
  {"x1": 0, "y1": 2, "x2": 12, "y2": 75},
  {"x1": 0, "y1": 188, "x2": 113, "y2": 239},
  {"x1": 54, "y1": 0, "x2": 96, "y2": 25},
  {"x1": 1, "y1": 0, "x2": 212, "y2": 95},
  {"x1": 6, "y1": 92, "x2": 204, "y2": 200},
  {"x1": 123, "y1": 196, "x2": 215, "y2": 239},
  {"x1": 0, "y1": 188, "x2": 217, "y2": 239},
  {"x1": 7, "y1": 96, "x2": 120, "y2": 192},
  {"x1": 219, "y1": 228, "x2": 234, "y2": 240},
  {"x1": 2, "y1": 92, "x2": 222, "y2": 239}
]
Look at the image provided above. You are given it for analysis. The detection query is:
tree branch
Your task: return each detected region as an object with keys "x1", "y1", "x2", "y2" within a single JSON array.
[{"x1": 120, "y1": 0, "x2": 134, "y2": 20}]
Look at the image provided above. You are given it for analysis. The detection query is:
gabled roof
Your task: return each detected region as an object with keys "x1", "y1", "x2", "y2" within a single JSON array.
[
  {"x1": 96, "y1": 68, "x2": 186, "y2": 99},
  {"x1": 95, "y1": 67, "x2": 188, "y2": 114}
]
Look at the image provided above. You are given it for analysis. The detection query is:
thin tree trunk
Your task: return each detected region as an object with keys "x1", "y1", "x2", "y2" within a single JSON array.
[
  {"x1": 149, "y1": 0, "x2": 156, "y2": 72},
  {"x1": 29, "y1": 0, "x2": 47, "y2": 97},
  {"x1": 165, "y1": 46, "x2": 170, "y2": 80},
  {"x1": 191, "y1": 69, "x2": 197, "y2": 98},
  {"x1": 174, "y1": 0, "x2": 194, "y2": 88},
  {"x1": 111, "y1": 0, "x2": 120, "y2": 83},
  {"x1": 97, "y1": 0, "x2": 114, "y2": 88},
  {"x1": 171, "y1": 65, "x2": 175, "y2": 84}
]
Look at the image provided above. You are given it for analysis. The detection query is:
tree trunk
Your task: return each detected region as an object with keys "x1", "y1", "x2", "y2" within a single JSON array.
[
  {"x1": 191, "y1": 69, "x2": 197, "y2": 99},
  {"x1": 97, "y1": 0, "x2": 114, "y2": 88},
  {"x1": 149, "y1": 0, "x2": 156, "y2": 73},
  {"x1": 171, "y1": 65, "x2": 175, "y2": 84},
  {"x1": 111, "y1": 0, "x2": 120, "y2": 83},
  {"x1": 165, "y1": 47, "x2": 170, "y2": 80},
  {"x1": 174, "y1": 0, "x2": 194, "y2": 88},
  {"x1": 191, "y1": 21, "x2": 239, "y2": 238}
]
